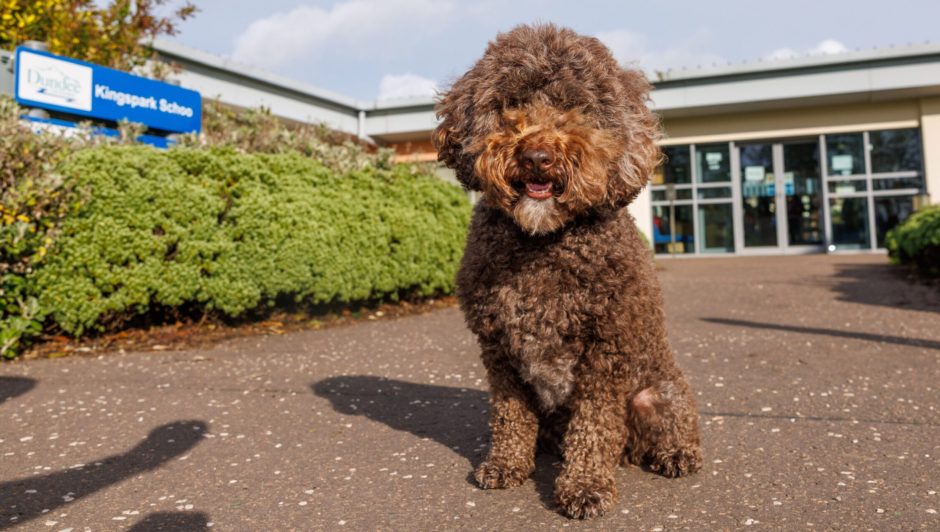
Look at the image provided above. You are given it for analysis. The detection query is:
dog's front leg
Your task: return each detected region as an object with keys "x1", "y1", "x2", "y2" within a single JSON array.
[
  {"x1": 554, "y1": 375, "x2": 629, "y2": 519},
  {"x1": 474, "y1": 346, "x2": 539, "y2": 489}
]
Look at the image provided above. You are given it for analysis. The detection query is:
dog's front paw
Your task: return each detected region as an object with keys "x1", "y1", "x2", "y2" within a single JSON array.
[
  {"x1": 649, "y1": 445, "x2": 703, "y2": 478},
  {"x1": 474, "y1": 459, "x2": 530, "y2": 489},
  {"x1": 554, "y1": 472, "x2": 615, "y2": 519}
]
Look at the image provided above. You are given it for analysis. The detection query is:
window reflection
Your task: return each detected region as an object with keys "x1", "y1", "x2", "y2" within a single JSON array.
[
  {"x1": 826, "y1": 134, "x2": 865, "y2": 176},
  {"x1": 874, "y1": 196, "x2": 915, "y2": 248},
  {"x1": 830, "y1": 197, "x2": 870, "y2": 249},
  {"x1": 697, "y1": 187, "x2": 732, "y2": 199},
  {"x1": 827, "y1": 180, "x2": 868, "y2": 194},
  {"x1": 739, "y1": 144, "x2": 777, "y2": 247},
  {"x1": 697, "y1": 204, "x2": 734, "y2": 252},
  {"x1": 872, "y1": 177, "x2": 923, "y2": 191},
  {"x1": 652, "y1": 204, "x2": 694, "y2": 254},
  {"x1": 652, "y1": 188, "x2": 692, "y2": 201},
  {"x1": 783, "y1": 142, "x2": 823, "y2": 246},
  {"x1": 653, "y1": 146, "x2": 691, "y2": 185},
  {"x1": 696, "y1": 143, "x2": 731, "y2": 183},
  {"x1": 869, "y1": 129, "x2": 923, "y2": 173},
  {"x1": 649, "y1": 128, "x2": 923, "y2": 255}
]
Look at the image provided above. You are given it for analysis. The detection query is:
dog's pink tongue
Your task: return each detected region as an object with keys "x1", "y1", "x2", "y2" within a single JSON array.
[{"x1": 525, "y1": 182, "x2": 554, "y2": 200}]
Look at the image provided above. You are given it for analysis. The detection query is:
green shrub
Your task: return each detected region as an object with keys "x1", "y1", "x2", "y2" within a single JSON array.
[
  {"x1": 886, "y1": 204, "x2": 940, "y2": 276},
  {"x1": 0, "y1": 95, "x2": 170, "y2": 357},
  {"x1": 36, "y1": 146, "x2": 471, "y2": 336},
  {"x1": 178, "y1": 100, "x2": 396, "y2": 174},
  {"x1": 0, "y1": 97, "x2": 466, "y2": 358},
  {"x1": 0, "y1": 97, "x2": 79, "y2": 357}
]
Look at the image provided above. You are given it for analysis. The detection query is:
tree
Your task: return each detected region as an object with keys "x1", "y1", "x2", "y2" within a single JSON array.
[{"x1": 0, "y1": 0, "x2": 196, "y2": 76}]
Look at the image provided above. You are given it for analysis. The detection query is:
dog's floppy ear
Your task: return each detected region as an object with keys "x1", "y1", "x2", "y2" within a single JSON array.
[
  {"x1": 433, "y1": 84, "x2": 482, "y2": 191},
  {"x1": 606, "y1": 68, "x2": 662, "y2": 209}
]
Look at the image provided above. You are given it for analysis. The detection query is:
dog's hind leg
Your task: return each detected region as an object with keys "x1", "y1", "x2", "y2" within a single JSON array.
[
  {"x1": 474, "y1": 347, "x2": 540, "y2": 489},
  {"x1": 625, "y1": 379, "x2": 703, "y2": 478}
]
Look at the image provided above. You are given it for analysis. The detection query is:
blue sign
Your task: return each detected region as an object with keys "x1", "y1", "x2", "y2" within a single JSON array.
[{"x1": 14, "y1": 47, "x2": 201, "y2": 134}]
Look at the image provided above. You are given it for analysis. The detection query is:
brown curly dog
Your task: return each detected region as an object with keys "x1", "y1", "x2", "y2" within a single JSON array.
[{"x1": 433, "y1": 24, "x2": 703, "y2": 519}]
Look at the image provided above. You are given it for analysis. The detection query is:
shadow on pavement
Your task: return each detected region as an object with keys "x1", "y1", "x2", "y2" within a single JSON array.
[
  {"x1": 312, "y1": 376, "x2": 489, "y2": 465},
  {"x1": 128, "y1": 511, "x2": 210, "y2": 531},
  {"x1": 0, "y1": 376, "x2": 36, "y2": 405},
  {"x1": 702, "y1": 317, "x2": 940, "y2": 350},
  {"x1": 831, "y1": 262, "x2": 940, "y2": 313},
  {"x1": 312, "y1": 376, "x2": 561, "y2": 508},
  {"x1": 0, "y1": 420, "x2": 208, "y2": 530}
]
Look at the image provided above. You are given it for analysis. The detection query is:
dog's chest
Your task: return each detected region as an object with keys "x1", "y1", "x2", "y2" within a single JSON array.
[
  {"x1": 517, "y1": 353, "x2": 577, "y2": 412},
  {"x1": 459, "y1": 211, "x2": 625, "y2": 411},
  {"x1": 488, "y1": 266, "x2": 585, "y2": 411}
]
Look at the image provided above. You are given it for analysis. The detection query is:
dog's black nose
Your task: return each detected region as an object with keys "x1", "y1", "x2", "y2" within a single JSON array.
[{"x1": 521, "y1": 149, "x2": 553, "y2": 172}]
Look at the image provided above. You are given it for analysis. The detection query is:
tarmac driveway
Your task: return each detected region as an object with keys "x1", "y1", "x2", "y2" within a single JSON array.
[{"x1": 1, "y1": 254, "x2": 938, "y2": 530}]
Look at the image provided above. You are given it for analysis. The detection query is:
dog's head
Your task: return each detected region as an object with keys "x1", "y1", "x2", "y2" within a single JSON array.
[{"x1": 433, "y1": 24, "x2": 661, "y2": 235}]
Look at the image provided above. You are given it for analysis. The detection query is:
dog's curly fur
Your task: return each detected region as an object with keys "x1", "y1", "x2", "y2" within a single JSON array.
[{"x1": 434, "y1": 24, "x2": 703, "y2": 519}]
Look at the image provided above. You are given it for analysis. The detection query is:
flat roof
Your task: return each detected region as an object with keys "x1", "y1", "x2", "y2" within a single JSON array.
[{"x1": 655, "y1": 41, "x2": 940, "y2": 84}]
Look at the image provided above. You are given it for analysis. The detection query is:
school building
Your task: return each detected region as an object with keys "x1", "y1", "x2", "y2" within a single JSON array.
[{"x1": 151, "y1": 40, "x2": 940, "y2": 255}]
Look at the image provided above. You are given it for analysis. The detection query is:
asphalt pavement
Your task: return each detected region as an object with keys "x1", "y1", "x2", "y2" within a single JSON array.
[{"x1": 1, "y1": 254, "x2": 938, "y2": 530}]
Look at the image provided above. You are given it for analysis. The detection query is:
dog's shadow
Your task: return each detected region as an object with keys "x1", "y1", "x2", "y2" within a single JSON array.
[{"x1": 311, "y1": 376, "x2": 559, "y2": 508}]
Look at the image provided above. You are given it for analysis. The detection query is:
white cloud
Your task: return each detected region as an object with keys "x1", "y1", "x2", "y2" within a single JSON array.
[
  {"x1": 765, "y1": 38, "x2": 849, "y2": 61},
  {"x1": 811, "y1": 39, "x2": 849, "y2": 55},
  {"x1": 231, "y1": 0, "x2": 453, "y2": 69},
  {"x1": 377, "y1": 73, "x2": 438, "y2": 101},
  {"x1": 596, "y1": 29, "x2": 725, "y2": 78}
]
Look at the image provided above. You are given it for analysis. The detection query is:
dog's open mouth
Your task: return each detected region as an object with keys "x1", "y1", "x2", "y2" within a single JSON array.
[{"x1": 524, "y1": 181, "x2": 554, "y2": 200}]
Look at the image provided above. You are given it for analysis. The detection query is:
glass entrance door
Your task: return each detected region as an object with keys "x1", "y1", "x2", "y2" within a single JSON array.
[
  {"x1": 781, "y1": 141, "x2": 823, "y2": 248},
  {"x1": 738, "y1": 140, "x2": 824, "y2": 252},
  {"x1": 739, "y1": 143, "x2": 778, "y2": 248}
]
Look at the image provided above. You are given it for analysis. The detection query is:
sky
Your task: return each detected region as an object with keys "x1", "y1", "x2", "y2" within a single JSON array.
[{"x1": 163, "y1": 0, "x2": 940, "y2": 102}]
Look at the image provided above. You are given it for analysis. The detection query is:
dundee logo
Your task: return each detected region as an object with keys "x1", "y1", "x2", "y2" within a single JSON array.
[
  {"x1": 16, "y1": 50, "x2": 93, "y2": 112},
  {"x1": 26, "y1": 66, "x2": 82, "y2": 104}
]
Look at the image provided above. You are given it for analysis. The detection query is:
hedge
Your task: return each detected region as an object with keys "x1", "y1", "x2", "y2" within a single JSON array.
[
  {"x1": 1, "y1": 97, "x2": 81, "y2": 358},
  {"x1": 29, "y1": 146, "x2": 471, "y2": 339},
  {"x1": 886, "y1": 204, "x2": 940, "y2": 276}
]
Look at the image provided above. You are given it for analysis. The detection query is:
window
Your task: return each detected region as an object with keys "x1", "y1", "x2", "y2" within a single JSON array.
[
  {"x1": 826, "y1": 134, "x2": 865, "y2": 176},
  {"x1": 652, "y1": 188, "x2": 692, "y2": 201},
  {"x1": 827, "y1": 180, "x2": 867, "y2": 194},
  {"x1": 697, "y1": 203, "x2": 734, "y2": 253},
  {"x1": 869, "y1": 129, "x2": 923, "y2": 173},
  {"x1": 829, "y1": 197, "x2": 870, "y2": 249},
  {"x1": 824, "y1": 128, "x2": 925, "y2": 250},
  {"x1": 651, "y1": 143, "x2": 735, "y2": 255},
  {"x1": 653, "y1": 146, "x2": 691, "y2": 185},
  {"x1": 652, "y1": 204, "x2": 694, "y2": 254},
  {"x1": 648, "y1": 128, "x2": 925, "y2": 255},
  {"x1": 872, "y1": 177, "x2": 923, "y2": 192},
  {"x1": 874, "y1": 196, "x2": 916, "y2": 248},
  {"x1": 695, "y1": 143, "x2": 731, "y2": 183},
  {"x1": 697, "y1": 188, "x2": 732, "y2": 199}
]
